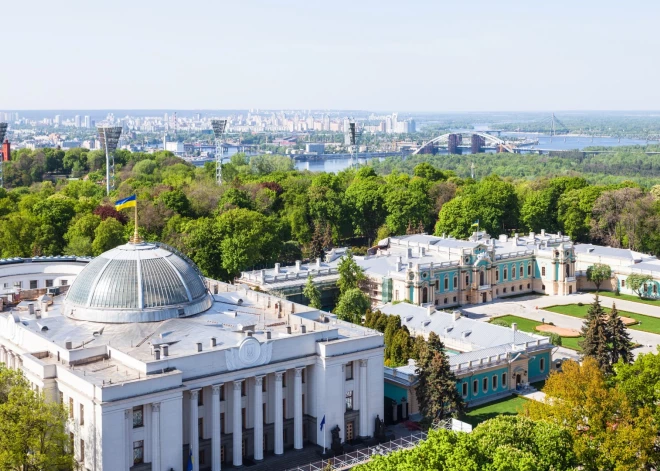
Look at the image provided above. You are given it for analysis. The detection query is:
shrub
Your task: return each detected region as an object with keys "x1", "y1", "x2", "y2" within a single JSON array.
[{"x1": 577, "y1": 302, "x2": 584, "y2": 306}]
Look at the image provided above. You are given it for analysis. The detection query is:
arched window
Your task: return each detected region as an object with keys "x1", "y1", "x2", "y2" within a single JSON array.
[
  {"x1": 504, "y1": 269, "x2": 508, "y2": 280},
  {"x1": 422, "y1": 287, "x2": 428, "y2": 304},
  {"x1": 519, "y1": 266, "x2": 523, "y2": 277}
]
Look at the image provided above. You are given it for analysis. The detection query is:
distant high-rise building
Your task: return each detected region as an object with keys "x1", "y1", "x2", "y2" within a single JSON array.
[
  {"x1": 84, "y1": 115, "x2": 91, "y2": 129},
  {"x1": 2, "y1": 140, "x2": 10, "y2": 162},
  {"x1": 54, "y1": 115, "x2": 61, "y2": 125},
  {"x1": 74, "y1": 115, "x2": 81, "y2": 128}
]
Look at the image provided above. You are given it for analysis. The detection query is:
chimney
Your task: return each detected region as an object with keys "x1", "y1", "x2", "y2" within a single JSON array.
[
  {"x1": 452, "y1": 311, "x2": 461, "y2": 322},
  {"x1": 420, "y1": 247, "x2": 426, "y2": 256},
  {"x1": 286, "y1": 326, "x2": 292, "y2": 334},
  {"x1": 274, "y1": 263, "x2": 281, "y2": 274},
  {"x1": 41, "y1": 302, "x2": 48, "y2": 313},
  {"x1": 260, "y1": 269, "x2": 266, "y2": 280},
  {"x1": 210, "y1": 337, "x2": 217, "y2": 347},
  {"x1": 407, "y1": 248, "x2": 413, "y2": 258},
  {"x1": 266, "y1": 331, "x2": 272, "y2": 340},
  {"x1": 162, "y1": 345, "x2": 169, "y2": 357},
  {"x1": 196, "y1": 342, "x2": 202, "y2": 352},
  {"x1": 541, "y1": 229, "x2": 545, "y2": 236},
  {"x1": 529, "y1": 231, "x2": 535, "y2": 240},
  {"x1": 35, "y1": 310, "x2": 41, "y2": 320},
  {"x1": 511, "y1": 323, "x2": 518, "y2": 335},
  {"x1": 295, "y1": 260, "x2": 301, "y2": 271},
  {"x1": 65, "y1": 341, "x2": 72, "y2": 350},
  {"x1": 247, "y1": 331, "x2": 253, "y2": 337},
  {"x1": 427, "y1": 305, "x2": 434, "y2": 316},
  {"x1": 316, "y1": 258, "x2": 321, "y2": 268},
  {"x1": 28, "y1": 303, "x2": 34, "y2": 315},
  {"x1": 301, "y1": 325, "x2": 307, "y2": 334},
  {"x1": 154, "y1": 348, "x2": 161, "y2": 360}
]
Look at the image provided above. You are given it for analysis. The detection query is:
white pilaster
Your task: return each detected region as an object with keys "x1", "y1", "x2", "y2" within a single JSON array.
[
  {"x1": 253, "y1": 376, "x2": 265, "y2": 460},
  {"x1": 211, "y1": 384, "x2": 222, "y2": 471},
  {"x1": 152, "y1": 403, "x2": 161, "y2": 471},
  {"x1": 359, "y1": 359, "x2": 368, "y2": 437},
  {"x1": 294, "y1": 367, "x2": 303, "y2": 449},
  {"x1": 232, "y1": 381, "x2": 243, "y2": 467},
  {"x1": 124, "y1": 409, "x2": 132, "y2": 470},
  {"x1": 274, "y1": 371, "x2": 284, "y2": 455},
  {"x1": 190, "y1": 389, "x2": 200, "y2": 471}
]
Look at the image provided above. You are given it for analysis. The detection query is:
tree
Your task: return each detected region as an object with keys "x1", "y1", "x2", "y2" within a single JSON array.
[
  {"x1": 0, "y1": 366, "x2": 74, "y2": 471},
  {"x1": 614, "y1": 347, "x2": 660, "y2": 428},
  {"x1": 586, "y1": 263, "x2": 612, "y2": 291},
  {"x1": 579, "y1": 294, "x2": 611, "y2": 372},
  {"x1": 626, "y1": 273, "x2": 653, "y2": 298},
  {"x1": 606, "y1": 303, "x2": 634, "y2": 366},
  {"x1": 344, "y1": 176, "x2": 385, "y2": 244},
  {"x1": 337, "y1": 251, "x2": 365, "y2": 295},
  {"x1": 334, "y1": 287, "x2": 370, "y2": 324},
  {"x1": 525, "y1": 358, "x2": 658, "y2": 470},
  {"x1": 92, "y1": 217, "x2": 126, "y2": 255},
  {"x1": 415, "y1": 332, "x2": 464, "y2": 421},
  {"x1": 303, "y1": 275, "x2": 322, "y2": 309}
]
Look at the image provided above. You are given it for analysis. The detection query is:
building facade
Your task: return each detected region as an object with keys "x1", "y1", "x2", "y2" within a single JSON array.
[
  {"x1": 0, "y1": 241, "x2": 384, "y2": 471},
  {"x1": 238, "y1": 231, "x2": 578, "y2": 309}
]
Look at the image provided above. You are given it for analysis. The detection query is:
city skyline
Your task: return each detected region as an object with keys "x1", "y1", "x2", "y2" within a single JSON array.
[{"x1": 3, "y1": 0, "x2": 659, "y2": 111}]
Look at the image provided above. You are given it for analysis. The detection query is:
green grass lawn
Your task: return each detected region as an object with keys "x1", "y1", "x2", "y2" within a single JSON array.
[
  {"x1": 593, "y1": 290, "x2": 660, "y2": 307},
  {"x1": 491, "y1": 315, "x2": 583, "y2": 351},
  {"x1": 545, "y1": 304, "x2": 660, "y2": 335},
  {"x1": 461, "y1": 395, "x2": 529, "y2": 426}
]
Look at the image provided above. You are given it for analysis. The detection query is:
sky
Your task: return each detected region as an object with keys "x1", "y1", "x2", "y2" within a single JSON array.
[{"x1": 1, "y1": 0, "x2": 659, "y2": 111}]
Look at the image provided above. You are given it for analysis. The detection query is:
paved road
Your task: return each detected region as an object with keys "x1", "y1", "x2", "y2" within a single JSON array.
[{"x1": 461, "y1": 293, "x2": 660, "y2": 357}]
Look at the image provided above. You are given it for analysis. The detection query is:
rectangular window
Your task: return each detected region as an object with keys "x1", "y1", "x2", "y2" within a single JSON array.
[
  {"x1": 302, "y1": 368, "x2": 306, "y2": 384},
  {"x1": 220, "y1": 384, "x2": 225, "y2": 401},
  {"x1": 542, "y1": 267, "x2": 546, "y2": 276},
  {"x1": 199, "y1": 417, "x2": 204, "y2": 439},
  {"x1": 621, "y1": 279, "x2": 625, "y2": 287},
  {"x1": 435, "y1": 279, "x2": 439, "y2": 291},
  {"x1": 69, "y1": 398, "x2": 74, "y2": 419},
  {"x1": 473, "y1": 380, "x2": 478, "y2": 395},
  {"x1": 133, "y1": 406, "x2": 144, "y2": 428},
  {"x1": 503, "y1": 287, "x2": 507, "y2": 293},
  {"x1": 14, "y1": 281, "x2": 22, "y2": 288},
  {"x1": 465, "y1": 275, "x2": 469, "y2": 285},
  {"x1": 540, "y1": 358, "x2": 546, "y2": 372},
  {"x1": 453, "y1": 296, "x2": 457, "y2": 302},
  {"x1": 453, "y1": 276, "x2": 458, "y2": 288},
  {"x1": 80, "y1": 439, "x2": 85, "y2": 463},
  {"x1": 502, "y1": 373, "x2": 507, "y2": 387},
  {"x1": 495, "y1": 270, "x2": 499, "y2": 281},
  {"x1": 133, "y1": 440, "x2": 144, "y2": 464},
  {"x1": 444, "y1": 278, "x2": 448, "y2": 290},
  {"x1": 198, "y1": 390, "x2": 204, "y2": 406},
  {"x1": 282, "y1": 372, "x2": 287, "y2": 388},
  {"x1": 482, "y1": 377, "x2": 488, "y2": 393},
  {"x1": 519, "y1": 266, "x2": 523, "y2": 277},
  {"x1": 263, "y1": 378, "x2": 267, "y2": 392},
  {"x1": 241, "y1": 381, "x2": 246, "y2": 397},
  {"x1": 79, "y1": 403, "x2": 84, "y2": 425},
  {"x1": 46, "y1": 279, "x2": 54, "y2": 288},
  {"x1": 60, "y1": 279, "x2": 68, "y2": 286},
  {"x1": 527, "y1": 265, "x2": 531, "y2": 276},
  {"x1": 504, "y1": 269, "x2": 508, "y2": 280},
  {"x1": 492, "y1": 375, "x2": 498, "y2": 390},
  {"x1": 395, "y1": 290, "x2": 399, "y2": 301},
  {"x1": 462, "y1": 382, "x2": 468, "y2": 397},
  {"x1": 30, "y1": 280, "x2": 38, "y2": 289},
  {"x1": 345, "y1": 390, "x2": 354, "y2": 411},
  {"x1": 345, "y1": 362, "x2": 353, "y2": 380}
]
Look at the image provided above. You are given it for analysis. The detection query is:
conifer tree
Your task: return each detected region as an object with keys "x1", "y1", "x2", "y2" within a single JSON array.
[
  {"x1": 580, "y1": 294, "x2": 611, "y2": 372},
  {"x1": 415, "y1": 332, "x2": 464, "y2": 421},
  {"x1": 607, "y1": 303, "x2": 634, "y2": 366},
  {"x1": 302, "y1": 275, "x2": 322, "y2": 309}
]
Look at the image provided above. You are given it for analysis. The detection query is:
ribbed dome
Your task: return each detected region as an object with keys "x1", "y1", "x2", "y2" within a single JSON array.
[{"x1": 63, "y1": 242, "x2": 212, "y2": 323}]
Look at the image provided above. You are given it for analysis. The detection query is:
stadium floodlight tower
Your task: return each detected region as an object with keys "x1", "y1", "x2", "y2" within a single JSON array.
[
  {"x1": 348, "y1": 121, "x2": 362, "y2": 169},
  {"x1": 211, "y1": 119, "x2": 228, "y2": 185},
  {"x1": 0, "y1": 122, "x2": 7, "y2": 188},
  {"x1": 98, "y1": 126, "x2": 123, "y2": 195}
]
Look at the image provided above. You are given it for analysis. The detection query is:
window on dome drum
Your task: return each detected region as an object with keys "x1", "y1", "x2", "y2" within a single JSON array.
[
  {"x1": 346, "y1": 390, "x2": 353, "y2": 411},
  {"x1": 69, "y1": 433, "x2": 74, "y2": 454},
  {"x1": 527, "y1": 283, "x2": 530, "y2": 289},
  {"x1": 502, "y1": 373, "x2": 507, "y2": 387},
  {"x1": 59, "y1": 392, "x2": 63, "y2": 404},
  {"x1": 482, "y1": 377, "x2": 488, "y2": 393},
  {"x1": 133, "y1": 406, "x2": 144, "y2": 428},
  {"x1": 346, "y1": 362, "x2": 353, "y2": 380},
  {"x1": 503, "y1": 288, "x2": 507, "y2": 293},
  {"x1": 133, "y1": 440, "x2": 143, "y2": 465},
  {"x1": 473, "y1": 380, "x2": 478, "y2": 395},
  {"x1": 492, "y1": 375, "x2": 498, "y2": 390},
  {"x1": 462, "y1": 382, "x2": 468, "y2": 397}
]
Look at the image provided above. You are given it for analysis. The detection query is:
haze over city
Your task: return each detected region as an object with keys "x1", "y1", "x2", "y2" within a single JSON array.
[{"x1": 3, "y1": 0, "x2": 659, "y2": 111}]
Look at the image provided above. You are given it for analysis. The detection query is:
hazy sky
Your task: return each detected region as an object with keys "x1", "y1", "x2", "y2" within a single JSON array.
[{"x1": 2, "y1": 0, "x2": 658, "y2": 111}]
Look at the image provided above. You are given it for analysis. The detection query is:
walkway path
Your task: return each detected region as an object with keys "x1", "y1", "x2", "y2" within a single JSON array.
[
  {"x1": 462, "y1": 293, "x2": 660, "y2": 357},
  {"x1": 516, "y1": 389, "x2": 546, "y2": 403}
]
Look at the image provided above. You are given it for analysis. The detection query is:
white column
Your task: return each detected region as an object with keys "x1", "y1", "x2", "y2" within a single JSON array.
[
  {"x1": 294, "y1": 367, "x2": 303, "y2": 449},
  {"x1": 211, "y1": 384, "x2": 222, "y2": 471},
  {"x1": 151, "y1": 403, "x2": 161, "y2": 471},
  {"x1": 0, "y1": 347, "x2": 6, "y2": 365},
  {"x1": 232, "y1": 381, "x2": 243, "y2": 467},
  {"x1": 190, "y1": 389, "x2": 200, "y2": 471},
  {"x1": 124, "y1": 409, "x2": 132, "y2": 470},
  {"x1": 253, "y1": 376, "x2": 265, "y2": 460},
  {"x1": 274, "y1": 371, "x2": 284, "y2": 455},
  {"x1": 359, "y1": 359, "x2": 368, "y2": 437}
]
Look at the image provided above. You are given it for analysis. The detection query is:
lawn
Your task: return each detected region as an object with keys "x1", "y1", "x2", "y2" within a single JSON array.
[
  {"x1": 461, "y1": 395, "x2": 529, "y2": 426},
  {"x1": 545, "y1": 304, "x2": 660, "y2": 335},
  {"x1": 594, "y1": 290, "x2": 660, "y2": 307},
  {"x1": 491, "y1": 315, "x2": 584, "y2": 351}
]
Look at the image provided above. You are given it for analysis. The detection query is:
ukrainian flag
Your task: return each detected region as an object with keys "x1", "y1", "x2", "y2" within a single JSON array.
[
  {"x1": 114, "y1": 195, "x2": 136, "y2": 211},
  {"x1": 471, "y1": 219, "x2": 479, "y2": 228}
]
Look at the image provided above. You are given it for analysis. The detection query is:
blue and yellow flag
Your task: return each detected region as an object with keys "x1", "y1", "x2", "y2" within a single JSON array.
[
  {"x1": 471, "y1": 219, "x2": 479, "y2": 228},
  {"x1": 115, "y1": 195, "x2": 136, "y2": 211}
]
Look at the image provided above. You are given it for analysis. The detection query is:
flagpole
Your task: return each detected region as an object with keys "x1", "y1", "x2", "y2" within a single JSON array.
[{"x1": 132, "y1": 198, "x2": 140, "y2": 243}]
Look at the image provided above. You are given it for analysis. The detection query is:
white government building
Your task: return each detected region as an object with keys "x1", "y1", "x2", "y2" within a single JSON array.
[{"x1": 0, "y1": 241, "x2": 384, "y2": 471}]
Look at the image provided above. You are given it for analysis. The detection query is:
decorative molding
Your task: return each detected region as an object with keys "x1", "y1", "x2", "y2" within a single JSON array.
[
  {"x1": 233, "y1": 380, "x2": 243, "y2": 391},
  {"x1": 275, "y1": 371, "x2": 284, "y2": 381},
  {"x1": 190, "y1": 388, "x2": 200, "y2": 399},
  {"x1": 225, "y1": 339, "x2": 272, "y2": 371},
  {"x1": 359, "y1": 359, "x2": 368, "y2": 368},
  {"x1": 212, "y1": 384, "x2": 223, "y2": 395},
  {"x1": 254, "y1": 375, "x2": 264, "y2": 386},
  {"x1": 294, "y1": 367, "x2": 303, "y2": 377},
  {"x1": 151, "y1": 403, "x2": 160, "y2": 413},
  {"x1": 124, "y1": 410, "x2": 130, "y2": 419}
]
